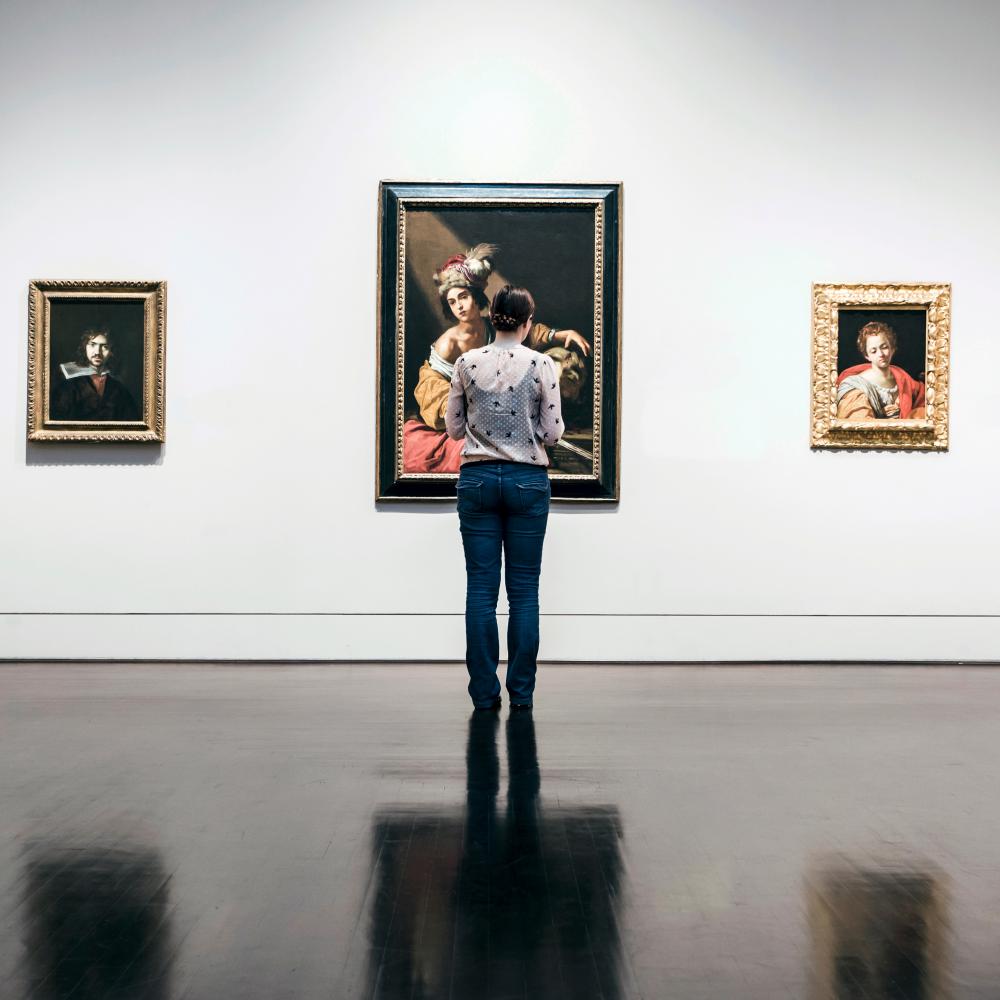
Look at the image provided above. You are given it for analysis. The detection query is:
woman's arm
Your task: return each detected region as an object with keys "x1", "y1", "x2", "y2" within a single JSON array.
[
  {"x1": 535, "y1": 355, "x2": 564, "y2": 446},
  {"x1": 445, "y1": 361, "x2": 467, "y2": 441},
  {"x1": 554, "y1": 329, "x2": 590, "y2": 357},
  {"x1": 527, "y1": 322, "x2": 591, "y2": 357}
]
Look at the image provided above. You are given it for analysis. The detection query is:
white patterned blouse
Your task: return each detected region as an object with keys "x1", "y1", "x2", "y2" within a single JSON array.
[{"x1": 445, "y1": 341, "x2": 564, "y2": 466}]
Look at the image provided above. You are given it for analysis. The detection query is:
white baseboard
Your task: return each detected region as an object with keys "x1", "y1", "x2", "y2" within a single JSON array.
[{"x1": 1, "y1": 613, "x2": 998, "y2": 663}]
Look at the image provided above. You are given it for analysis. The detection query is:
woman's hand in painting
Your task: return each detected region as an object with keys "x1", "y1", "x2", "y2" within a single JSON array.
[{"x1": 558, "y1": 329, "x2": 591, "y2": 357}]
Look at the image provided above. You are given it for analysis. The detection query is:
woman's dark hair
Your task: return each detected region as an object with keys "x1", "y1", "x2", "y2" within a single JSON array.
[
  {"x1": 490, "y1": 285, "x2": 535, "y2": 332},
  {"x1": 440, "y1": 285, "x2": 489, "y2": 322},
  {"x1": 75, "y1": 327, "x2": 115, "y2": 365}
]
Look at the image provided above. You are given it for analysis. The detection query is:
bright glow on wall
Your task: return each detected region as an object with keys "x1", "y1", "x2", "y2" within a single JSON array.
[{"x1": 2, "y1": 0, "x2": 999, "y2": 659}]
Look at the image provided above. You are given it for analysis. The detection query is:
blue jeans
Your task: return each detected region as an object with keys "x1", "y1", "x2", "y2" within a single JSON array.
[{"x1": 457, "y1": 461, "x2": 550, "y2": 708}]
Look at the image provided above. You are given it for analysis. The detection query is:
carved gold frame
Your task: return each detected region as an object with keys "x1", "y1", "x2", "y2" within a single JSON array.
[
  {"x1": 28, "y1": 279, "x2": 167, "y2": 443},
  {"x1": 810, "y1": 283, "x2": 951, "y2": 451}
]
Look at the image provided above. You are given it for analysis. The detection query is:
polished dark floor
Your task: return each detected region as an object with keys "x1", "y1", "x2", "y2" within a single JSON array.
[{"x1": 2, "y1": 665, "x2": 1000, "y2": 999}]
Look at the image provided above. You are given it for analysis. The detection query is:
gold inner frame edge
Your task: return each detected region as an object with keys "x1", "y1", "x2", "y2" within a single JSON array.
[{"x1": 394, "y1": 198, "x2": 606, "y2": 481}]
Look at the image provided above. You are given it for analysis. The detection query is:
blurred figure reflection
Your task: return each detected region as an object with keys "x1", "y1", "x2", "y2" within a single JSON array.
[
  {"x1": 368, "y1": 712, "x2": 624, "y2": 999},
  {"x1": 807, "y1": 857, "x2": 948, "y2": 1000},
  {"x1": 21, "y1": 841, "x2": 172, "y2": 1000}
]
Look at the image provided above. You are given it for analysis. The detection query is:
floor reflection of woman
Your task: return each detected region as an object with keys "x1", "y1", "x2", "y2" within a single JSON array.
[
  {"x1": 453, "y1": 708, "x2": 499, "y2": 992},
  {"x1": 457, "y1": 709, "x2": 540, "y2": 997},
  {"x1": 402, "y1": 245, "x2": 590, "y2": 473},
  {"x1": 836, "y1": 321, "x2": 926, "y2": 420},
  {"x1": 456, "y1": 709, "x2": 625, "y2": 998}
]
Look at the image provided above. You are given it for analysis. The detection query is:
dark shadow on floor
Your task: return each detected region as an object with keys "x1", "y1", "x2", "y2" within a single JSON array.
[{"x1": 366, "y1": 711, "x2": 624, "y2": 1000}]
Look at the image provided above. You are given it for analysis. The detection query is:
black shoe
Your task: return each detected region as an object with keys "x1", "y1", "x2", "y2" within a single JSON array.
[
  {"x1": 509, "y1": 702, "x2": 533, "y2": 711},
  {"x1": 474, "y1": 696, "x2": 502, "y2": 711}
]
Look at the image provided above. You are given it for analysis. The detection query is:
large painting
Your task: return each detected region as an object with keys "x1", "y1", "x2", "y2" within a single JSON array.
[
  {"x1": 811, "y1": 283, "x2": 951, "y2": 450},
  {"x1": 28, "y1": 279, "x2": 166, "y2": 442},
  {"x1": 377, "y1": 182, "x2": 622, "y2": 501}
]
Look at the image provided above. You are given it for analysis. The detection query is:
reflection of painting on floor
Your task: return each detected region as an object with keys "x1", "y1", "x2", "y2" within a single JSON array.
[
  {"x1": 806, "y1": 858, "x2": 948, "y2": 1000},
  {"x1": 22, "y1": 841, "x2": 173, "y2": 999},
  {"x1": 367, "y1": 805, "x2": 623, "y2": 1000}
]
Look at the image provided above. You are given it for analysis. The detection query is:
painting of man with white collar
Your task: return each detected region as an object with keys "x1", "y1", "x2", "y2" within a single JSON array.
[{"x1": 51, "y1": 325, "x2": 140, "y2": 422}]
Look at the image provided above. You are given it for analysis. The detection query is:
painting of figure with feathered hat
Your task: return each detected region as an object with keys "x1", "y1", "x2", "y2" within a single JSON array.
[
  {"x1": 378, "y1": 182, "x2": 622, "y2": 501},
  {"x1": 403, "y1": 241, "x2": 592, "y2": 475}
]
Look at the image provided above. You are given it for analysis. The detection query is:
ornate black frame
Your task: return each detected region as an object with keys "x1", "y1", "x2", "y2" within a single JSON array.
[{"x1": 376, "y1": 181, "x2": 622, "y2": 502}]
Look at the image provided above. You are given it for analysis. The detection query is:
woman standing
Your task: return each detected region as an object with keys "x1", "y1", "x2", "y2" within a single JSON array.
[{"x1": 445, "y1": 286, "x2": 563, "y2": 711}]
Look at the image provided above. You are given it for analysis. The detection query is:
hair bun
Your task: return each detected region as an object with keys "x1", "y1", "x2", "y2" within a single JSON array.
[
  {"x1": 491, "y1": 312, "x2": 524, "y2": 331},
  {"x1": 490, "y1": 285, "x2": 536, "y2": 334}
]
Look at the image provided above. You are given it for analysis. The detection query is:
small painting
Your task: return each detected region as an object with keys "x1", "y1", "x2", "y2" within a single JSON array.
[
  {"x1": 811, "y1": 283, "x2": 950, "y2": 450},
  {"x1": 28, "y1": 280, "x2": 166, "y2": 442}
]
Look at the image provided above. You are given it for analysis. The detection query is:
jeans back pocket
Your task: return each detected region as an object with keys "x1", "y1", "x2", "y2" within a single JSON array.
[
  {"x1": 456, "y1": 481, "x2": 483, "y2": 514},
  {"x1": 514, "y1": 481, "x2": 550, "y2": 516}
]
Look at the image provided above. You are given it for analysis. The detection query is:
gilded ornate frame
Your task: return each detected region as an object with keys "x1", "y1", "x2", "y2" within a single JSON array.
[
  {"x1": 376, "y1": 182, "x2": 623, "y2": 502},
  {"x1": 810, "y1": 282, "x2": 951, "y2": 451},
  {"x1": 28, "y1": 279, "x2": 167, "y2": 443}
]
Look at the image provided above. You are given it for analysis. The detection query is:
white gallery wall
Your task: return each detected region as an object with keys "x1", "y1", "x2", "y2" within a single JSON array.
[{"x1": 2, "y1": 0, "x2": 999, "y2": 662}]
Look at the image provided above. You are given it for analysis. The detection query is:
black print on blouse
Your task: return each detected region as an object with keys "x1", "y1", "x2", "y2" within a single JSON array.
[
  {"x1": 555, "y1": 418, "x2": 560, "y2": 423},
  {"x1": 530, "y1": 360, "x2": 536, "y2": 366},
  {"x1": 471, "y1": 379, "x2": 476, "y2": 385},
  {"x1": 533, "y1": 378, "x2": 539, "y2": 384},
  {"x1": 549, "y1": 404, "x2": 555, "y2": 409},
  {"x1": 510, "y1": 410, "x2": 516, "y2": 415},
  {"x1": 551, "y1": 384, "x2": 556, "y2": 389},
  {"x1": 482, "y1": 349, "x2": 488, "y2": 353},
  {"x1": 494, "y1": 401, "x2": 500, "y2": 407},
  {"x1": 470, "y1": 364, "x2": 476, "y2": 369},
  {"x1": 544, "y1": 433, "x2": 548, "y2": 439},
  {"x1": 506, "y1": 432, "x2": 511, "y2": 437},
  {"x1": 486, "y1": 430, "x2": 491, "y2": 436},
  {"x1": 471, "y1": 424, "x2": 476, "y2": 429},
  {"x1": 508, "y1": 387, "x2": 513, "y2": 392},
  {"x1": 509, "y1": 352, "x2": 514, "y2": 357}
]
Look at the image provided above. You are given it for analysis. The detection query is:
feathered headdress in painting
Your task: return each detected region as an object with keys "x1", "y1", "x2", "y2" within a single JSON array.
[{"x1": 433, "y1": 243, "x2": 499, "y2": 297}]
